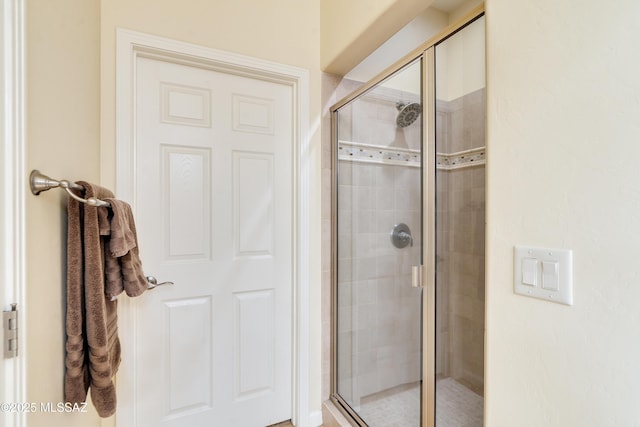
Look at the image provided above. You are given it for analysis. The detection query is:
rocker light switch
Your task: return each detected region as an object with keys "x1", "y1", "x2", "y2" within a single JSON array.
[
  {"x1": 522, "y1": 258, "x2": 538, "y2": 286},
  {"x1": 541, "y1": 261, "x2": 559, "y2": 291},
  {"x1": 514, "y1": 246, "x2": 573, "y2": 306}
]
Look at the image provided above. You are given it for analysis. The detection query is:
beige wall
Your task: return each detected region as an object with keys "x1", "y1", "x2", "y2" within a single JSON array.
[
  {"x1": 25, "y1": 0, "x2": 321, "y2": 425},
  {"x1": 323, "y1": 0, "x2": 640, "y2": 426},
  {"x1": 345, "y1": 7, "x2": 449, "y2": 84},
  {"x1": 321, "y1": 0, "x2": 431, "y2": 74},
  {"x1": 26, "y1": 0, "x2": 103, "y2": 425},
  {"x1": 25, "y1": 0, "x2": 640, "y2": 426},
  {"x1": 485, "y1": 0, "x2": 640, "y2": 425}
]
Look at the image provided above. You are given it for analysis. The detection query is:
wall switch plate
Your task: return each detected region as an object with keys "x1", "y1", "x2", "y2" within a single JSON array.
[{"x1": 514, "y1": 246, "x2": 573, "y2": 305}]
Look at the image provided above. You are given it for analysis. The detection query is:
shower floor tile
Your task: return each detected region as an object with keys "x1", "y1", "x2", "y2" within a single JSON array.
[
  {"x1": 357, "y1": 378, "x2": 483, "y2": 427},
  {"x1": 359, "y1": 382, "x2": 420, "y2": 427},
  {"x1": 436, "y1": 378, "x2": 483, "y2": 426}
]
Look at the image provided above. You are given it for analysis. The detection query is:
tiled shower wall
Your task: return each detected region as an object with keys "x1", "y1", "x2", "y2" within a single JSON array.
[
  {"x1": 336, "y1": 89, "x2": 423, "y2": 404},
  {"x1": 435, "y1": 88, "x2": 486, "y2": 393},
  {"x1": 337, "y1": 160, "x2": 422, "y2": 402},
  {"x1": 322, "y1": 78, "x2": 486, "y2": 403}
]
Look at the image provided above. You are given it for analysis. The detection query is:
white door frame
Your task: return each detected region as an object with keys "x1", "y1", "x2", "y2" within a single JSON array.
[
  {"x1": 0, "y1": 0, "x2": 26, "y2": 426},
  {"x1": 115, "y1": 29, "x2": 312, "y2": 427}
]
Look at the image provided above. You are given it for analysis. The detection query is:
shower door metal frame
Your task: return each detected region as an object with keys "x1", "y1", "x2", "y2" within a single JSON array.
[
  {"x1": 330, "y1": 5, "x2": 485, "y2": 427},
  {"x1": 422, "y1": 45, "x2": 437, "y2": 427}
]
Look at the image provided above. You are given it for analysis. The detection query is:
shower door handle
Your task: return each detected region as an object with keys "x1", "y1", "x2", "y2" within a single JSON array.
[{"x1": 411, "y1": 265, "x2": 425, "y2": 288}]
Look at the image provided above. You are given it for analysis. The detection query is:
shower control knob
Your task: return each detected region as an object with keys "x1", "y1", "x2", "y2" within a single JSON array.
[
  {"x1": 398, "y1": 231, "x2": 413, "y2": 247},
  {"x1": 390, "y1": 223, "x2": 413, "y2": 249}
]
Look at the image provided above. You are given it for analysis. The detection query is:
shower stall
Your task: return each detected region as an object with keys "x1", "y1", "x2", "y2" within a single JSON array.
[{"x1": 331, "y1": 11, "x2": 485, "y2": 427}]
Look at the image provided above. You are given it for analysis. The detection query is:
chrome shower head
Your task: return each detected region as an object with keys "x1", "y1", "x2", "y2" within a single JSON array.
[{"x1": 395, "y1": 101, "x2": 422, "y2": 128}]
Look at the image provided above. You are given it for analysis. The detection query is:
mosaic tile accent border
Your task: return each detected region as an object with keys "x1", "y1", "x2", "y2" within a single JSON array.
[
  {"x1": 437, "y1": 146, "x2": 486, "y2": 170},
  {"x1": 338, "y1": 141, "x2": 486, "y2": 170},
  {"x1": 338, "y1": 141, "x2": 420, "y2": 167}
]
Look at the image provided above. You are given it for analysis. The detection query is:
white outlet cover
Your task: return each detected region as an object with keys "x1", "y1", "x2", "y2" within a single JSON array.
[{"x1": 514, "y1": 246, "x2": 573, "y2": 305}]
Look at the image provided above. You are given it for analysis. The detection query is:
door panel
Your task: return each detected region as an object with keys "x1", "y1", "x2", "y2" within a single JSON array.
[
  {"x1": 334, "y1": 58, "x2": 423, "y2": 427},
  {"x1": 133, "y1": 56, "x2": 293, "y2": 427},
  {"x1": 434, "y1": 16, "x2": 486, "y2": 427},
  {"x1": 331, "y1": 13, "x2": 486, "y2": 427}
]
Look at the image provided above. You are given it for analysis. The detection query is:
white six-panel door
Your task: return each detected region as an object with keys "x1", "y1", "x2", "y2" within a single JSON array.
[{"x1": 131, "y1": 56, "x2": 293, "y2": 427}]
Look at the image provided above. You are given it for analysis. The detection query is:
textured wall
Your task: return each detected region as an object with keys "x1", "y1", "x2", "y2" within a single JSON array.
[
  {"x1": 26, "y1": 0, "x2": 103, "y2": 425},
  {"x1": 486, "y1": 0, "x2": 640, "y2": 425},
  {"x1": 25, "y1": 1, "x2": 322, "y2": 425}
]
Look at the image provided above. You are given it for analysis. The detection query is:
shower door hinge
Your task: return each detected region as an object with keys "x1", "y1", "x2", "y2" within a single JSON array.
[
  {"x1": 411, "y1": 265, "x2": 424, "y2": 288},
  {"x1": 3, "y1": 303, "x2": 18, "y2": 358}
]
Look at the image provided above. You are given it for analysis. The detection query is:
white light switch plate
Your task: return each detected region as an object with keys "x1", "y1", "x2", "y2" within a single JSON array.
[{"x1": 514, "y1": 246, "x2": 573, "y2": 305}]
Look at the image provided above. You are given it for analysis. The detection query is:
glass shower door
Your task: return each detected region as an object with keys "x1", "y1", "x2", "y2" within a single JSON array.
[
  {"x1": 334, "y1": 58, "x2": 423, "y2": 427},
  {"x1": 433, "y1": 15, "x2": 486, "y2": 427},
  {"x1": 331, "y1": 11, "x2": 485, "y2": 426}
]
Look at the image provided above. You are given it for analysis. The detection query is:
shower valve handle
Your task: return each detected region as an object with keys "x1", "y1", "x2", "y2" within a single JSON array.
[
  {"x1": 390, "y1": 223, "x2": 413, "y2": 249},
  {"x1": 398, "y1": 231, "x2": 413, "y2": 247}
]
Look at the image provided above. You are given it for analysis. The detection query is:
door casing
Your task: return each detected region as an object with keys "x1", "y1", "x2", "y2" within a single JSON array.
[
  {"x1": 115, "y1": 29, "x2": 313, "y2": 427},
  {"x1": 0, "y1": 1, "x2": 26, "y2": 426}
]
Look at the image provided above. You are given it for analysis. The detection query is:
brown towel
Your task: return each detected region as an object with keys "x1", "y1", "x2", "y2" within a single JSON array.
[
  {"x1": 64, "y1": 182, "x2": 120, "y2": 418},
  {"x1": 103, "y1": 198, "x2": 147, "y2": 299}
]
